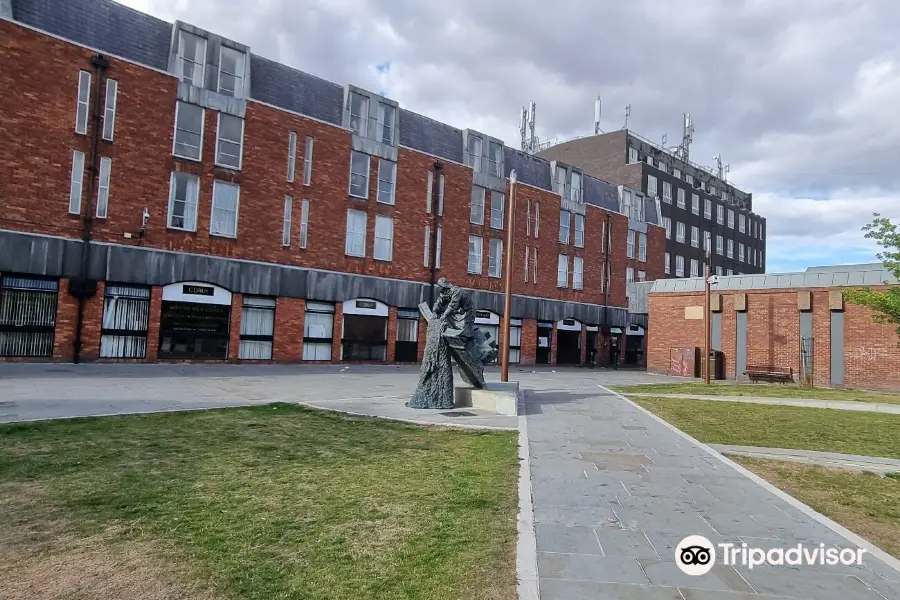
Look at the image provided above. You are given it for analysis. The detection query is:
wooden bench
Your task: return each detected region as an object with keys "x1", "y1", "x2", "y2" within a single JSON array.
[{"x1": 745, "y1": 365, "x2": 794, "y2": 384}]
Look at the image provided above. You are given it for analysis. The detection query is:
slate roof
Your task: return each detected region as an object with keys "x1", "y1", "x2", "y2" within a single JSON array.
[{"x1": 650, "y1": 264, "x2": 897, "y2": 294}]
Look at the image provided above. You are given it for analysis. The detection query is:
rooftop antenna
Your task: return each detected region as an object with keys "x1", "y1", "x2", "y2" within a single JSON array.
[
  {"x1": 724, "y1": 164, "x2": 731, "y2": 182},
  {"x1": 528, "y1": 100, "x2": 536, "y2": 149},
  {"x1": 594, "y1": 96, "x2": 602, "y2": 135},
  {"x1": 624, "y1": 104, "x2": 631, "y2": 130},
  {"x1": 519, "y1": 106, "x2": 528, "y2": 152},
  {"x1": 680, "y1": 112, "x2": 694, "y2": 162},
  {"x1": 714, "y1": 154, "x2": 723, "y2": 179},
  {"x1": 661, "y1": 133, "x2": 667, "y2": 147}
]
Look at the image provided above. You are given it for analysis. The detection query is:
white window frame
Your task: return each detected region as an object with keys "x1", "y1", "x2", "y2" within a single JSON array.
[
  {"x1": 727, "y1": 269, "x2": 734, "y2": 276},
  {"x1": 647, "y1": 174, "x2": 658, "y2": 197},
  {"x1": 727, "y1": 239, "x2": 734, "y2": 258},
  {"x1": 673, "y1": 168, "x2": 681, "y2": 179},
  {"x1": 286, "y1": 132, "x2": 297, "y2": 182},
  {"x1": 282, "y1": 196, "x2": 292, "y2": 246},
  {"x1": 424, "y1": 225, "x2": 430, "y2": 267},
  {"x1": 676, "y1": 255, "x2": 685, "y2": 277},
  {"x1": 690, "y1": 259, "x2": 699, "y2": 278},
  {"x1": 716, "y1": 235, "x2": 724, "y2": 255},
  {"x1": 691, "y1": 193, "x2": 700, "y2": 215},
  {"x1": 664, "y1": 252, "x2": 671, "y2": 274},
  {"x1": 658, "y1": 161, "x2": 667, "y2": 174},
  {"x1": 490, "y1": 191, "x2": 505, "y2": 229},
  {"x1": 468, "y1": 235, "x2": 483, "y2": 274},
  {"x1": 626, "y1": 229, "x2": 635, "y2": 258},
  {"x1": 217, "y1": 46, "x2": 246, "y2": 98},
  {"x1": 704, "y1": 198, "x2": 712, "y2": 219},
  {"x1": 676, "y1": 188, "x2": 685, "y2": 209},
  {"x1": 435, "y1": 225, "x2": 442, "y2": 268},
  {"x1": 628, "y1": 147, "x2": 638, "y2": 163},
  {"x1": 728, "y1": 209, "x2": 735, "y2": 229},
  {"x1": 172, "y1": 101, "x2": 204, "y2": 161},
  {"x1": 374, "y1": 215, "x2": 394, "y2": 261},
  {"x1": 686, "y1": 174, "x2": 694, "y2": 185},
  {"x1": 209, "y1": 180, "x2": 240, "y2": 238},
  {"x1": 559, "y1": 210, "x2": 571, "y2": 244},
  {"x1": 662, "y1": 181, "x2": 672, "y2": 203},
  {"x1": 75, "y1": 70, "x2": 91, "y2": 135},
  {"x1": 303, "y1": 137, "x2": 314, "y2": 185},
  {"x1": 717, "y1": 266, "x2": 723, "y2": 276},
  {"x1": 638, "y1": 270, "x2": 646, "y2": 282},
  {"x1": 557, "y1": 254, "x2": 569, "y2": 288},
  {"x1": 739, "y1": 214, "x2": 746, "y2": 233},
  {"x1": 532, "y1": 247, "x2": 539, "y2": 282},
  {"x1": 349, "y1": 151, "x2": 370, "y2": 199},
  {"x1": 348, "y1": 92, "x2": 369, "y2": 137},
  {"x1": 739, "y1": 243, "x2": 745, "y2": 263},
  {"x1": 534, "y1": 201, "x2": 541, "y2": 237},
  {"x1": 638, "y1": 232, "x2": 647, "y2": 262},
  {"x1": 573, "y1": 256, "x2": 584, "y2": 290},
  {"x1": 69, "y1": 150, "x2": 85, "y2": 215},
  {"x1": 177, "y1": 30, "x2": 206, "y2": 87},
  {"x1": 664, "y1": 217, "x2": 671, "y2": 239},
  {"x1": 703, "y1": 231, "x2": 711, "y2": 252},
  {"x1": 299, "y1": 199, "x2": 310, "y2": 248},
  {"x1": 717, "y1": 204, "x2": 725, "y2": 225},
  {"x1": 345, "y1": 209, "x2": 367, "y2": 257},
  {"x1": 626, "y1": 267, "x2": 634, "y2": 284},
  {"x1": 470, "y1": 185, "x2": 485, "y2": 225},
  {"x1": 377, "y1": 102, "x2": 395, "y2": 145},
  {"x1": 437, "y1": 174, "x2": 445, "y2": 216},
  {"x1": 215, "y1": 112, "x2": 244, "y2": 170},
  {"x1": 166, "y1": 171, "x2": 200, "y2": 232},
  {"x1": 574, "y1": 214, "x2": 585, "y2": 248},
  {"x1": 691, "y1": 226, "x2": 699, "y2": 248},
  {"x1": 377, "y1": 159, "x2": 397, "y2": 205},
  {"x1": 102, "y1": 78, "x2": 118, "y2": 141},
  {"x1": 96, "y1": 156, "x2": 111, "y2": 218},
  {"x1": 488, "y1": 238, "x2": 503, "y2": 278},
  {"x1": 676, "y1": 222, "x2": 685, "y2": 243}
]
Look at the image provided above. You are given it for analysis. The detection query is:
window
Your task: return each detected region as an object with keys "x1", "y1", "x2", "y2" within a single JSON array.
[
  {"x1": 727, "y1": 239, "x2": 734, "y2": 258},
  {"x1": 674, "y1": 168, "x2": 681, "y2": 179},
  {"x1": 238, "y1": 296, "x2": 275, "y2": 359},
  {"x1": 167, "y1": 172, "x2": 199, "y2": 231},
  {"x1": 704, "y1": 198, "x2": 712, "y2": 219},
  {"x1": 396, "y1": 309, "x2": 420, "y2": 362},
  {"x1": 658, "y1": 161, "x2": 667, "y2": 174},
  {"x1": 437, "y1": 173, "x2": 445, "y2": 215},
  {"x1": 210, "y1": 181, "x2": 239, "y2": 238},
  {"x1": 349, "y1": 92, "x2": 369, "y2": 137},
  {"x1": 727, "y1": 269, "x2": 734, "y2": 276},
  {"x1": 739, "y1": 243, "x2": 745, "y2": 263},
  {"x1": 676, "y1": 255, "x2": 684, "y2": 277},
  {"x1": 532, "y1": 247, "x2": 539, "y2": 282},
  {"x1": 374, "y1": 215, "x2": 393, "y2": 261},
  {"x1": 664, "y1": 252, "x2": 671, "y2": 274},
  {"x1": 574, "y1": 214, "x2": 585, "y2": 247},
  {"x1": 282, "y1": 196, "x2": 292, "y2": 246},
  {"x1": 377, "y1": 159, "x2": 396, "y2": 204},
  {"x1": 750, "y1": 219, "x2": 755, "y2": 237},
  {"x1": 569, "y1": 171, "x2": 582, "y2": 203},
  {"x1": 96, "y1": 157, "x2": 111, "y2": 218},
  {"x1": 646, "y1": 155, "x2": 654, "y2": 167},
  {"x1": 573, "y1": 256, "x2": 584, "y2": 290},
  {"x1": 488, "y1": 238, "x2": 503, "y2": 277},
  {"x1": 177, "y1": 30, "x2": 206, "y2": 86},
  {"x1": 435, "y1": 225, "x2": 442, "y2": 268},
  {"x1": 345, "y1": 209, "x2": 367, "y2": 257},
  {"x1": 690, "y1": 259, "x2": 699, "y2": 277},
  {"x1": 424, "y1": 226, "x2": 443, "y2": 268},
  {"x1": 0, "y1": 276, "x2": 59, "y2": 358},
  {"x1": 622, "y1": 188, "x2": 643, "y2": 221},
  {"x1": 727, "y1": 209, "x2": 735, "y2": 229},
  {"x1": 218, "y1": 46, "x2": 245, "y2": 98},
  {"x1": 349, "y1": 151, "x2": 370, "y2": 198},
  {"x1": 677, "y1": 188, "x2": 686, "y2": 209},
  {"x1": 524, "y1": 246, "x2": 529, "y2": 282},
  {"x1": 717, "y1": 204, "x2": 725, "y2": 225},
  {"x1": 525, "y1": 200, "x2": 531, "y2": 236},
  {"x1": 286, "y1": 132, "x2": 297, "y2": 182},
  {"x1": 173, "y1": 102, "x2": 204, "y2": 160},
  {"x1": 508, "y1": 318, "x2": 522, "y2": 364},
  {"x1": 638, "y1": 270, "x2": 646, "y2": 281},
  {"x1": 663, "y1": 182, "x2": 672, "y2": 203},
  {"x1": 739, "y1": 214, "x2": 746, "y2": 233},
  {"x1": 75, "y1": 70, "x2": 91, "y2": 134},
  {"x1": 685, "y1": 174, "x2": 693, "y2": 185},
  {"x1": 424, "y1": 226, "x2": 430, "y2": 267},
  {"x1": 691, "y1": 226, "x2": 699, "y2": 248},
  {"x1": 703, "y1": 231, "x2": 711, "y2": 252},
  {"x1": 664, "y1": 217, "x2": 671, "y2": 239},
  {"x1": 638, "y1": 232, "x2": 647, "y2": 262},
  {"x1": 467, "y1": 135, "x2": 483, "y2": 172},
  {"x1": 627, "y1": 230, "x2": 635, "y2": 258},
  {"x1": 626, "y1": 267, "x2": 634, "y2": 284},
  {"x1": 709, "y1": 185, "x2": 716, "y2": 197},
  {"x1": 100, "y1": 284, "x2": 150, "y2": 359},
  {"x1": 490, "y1": 191, "x2": 505, "y2": 229},
  {"x1": 378, "y1": 102, "x2": 395, "y2": 144},
  {"x1": 468, "y1": 235, "x2": 483, "y2": 274},
  {"x1": 215, "y1": 113, "x2": 244, "y2": 169},
  {"x1": 303, "y1": 137, "x2": 314, "y2": 185},
  {"x1": 470, "y1": 185, "x2": 485, "y2": 224},
  {"x1": 647, "y1": 175, "x2": 658, "y2": 197},
  {"x1": 559, "y1": 210, "x2": 571, "y2": 244},
  {"x1": 676, "y1": 222, "x2": 685, "y2": 243},
  {"x1": 488, "y1": 141, "x2": 503, "y2": 177},
  {"x1": 303, "y1": 302, "x2": 334, "y2": 361},
  {"x1": 299, "y1": 199, "x2": 309, "y2": 248},
  {"x1": 691, "y1": 193, "x2": 700, "y2": 215},
  {"x1": 717, "y1": 266, "x2": 723, "y2": 276},
  {"x1": 69, "y1": 150, "x2": 85, "y2": 215},
  {"x1": 557, "y1": 255, "x2": 568, "y2": 287},
  {"x1": 716, "y1": 235, "x2": 724, "y2": 255},
  {"x1": 628, "y1": 147, "x2": 638, "y2": 163},
  {"x1": 102, "y1": 79, "x2": 117, "y2": 140}
]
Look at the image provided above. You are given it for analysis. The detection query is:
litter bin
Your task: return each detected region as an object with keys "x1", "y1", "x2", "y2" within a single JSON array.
[{"x1": 702, "y1": 350, "x2": 725, "y2": 380}]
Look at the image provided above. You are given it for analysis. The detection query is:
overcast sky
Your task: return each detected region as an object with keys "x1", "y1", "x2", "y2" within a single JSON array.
[{"x1": 121, "y1": 0, "x2": 900, "y2": 274}]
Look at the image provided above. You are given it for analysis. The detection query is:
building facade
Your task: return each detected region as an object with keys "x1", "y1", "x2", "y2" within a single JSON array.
[
  {"x1": 538, "y1": 129, "x2": 767, "y2": 279},
  {"x1": 644, "y1": 264, "x2": 900, "y2": 391},
  {"x1": 0, "y1": 0, "x2": 665, "y2": 365}
]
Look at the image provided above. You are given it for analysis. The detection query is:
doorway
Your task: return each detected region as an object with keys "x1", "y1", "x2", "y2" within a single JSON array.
[
  {"x1": 624, "y1": 324, "x2": 645, "y2": 366},
  {"x1": 536, "y1": 321, "x2": 553, "y2": 364},
  {"x1": 395, "y1": 308, "x2": 419, "y2": 362},
  {"x1": 341, "y1": 299, "x2": 388, "y2": 362},
  {"x1": 158, "y1": 282, "x2": 232, "y2": 360},
  {"x1": 556, "y1": 318, "x2": 582, "y2": 365}
]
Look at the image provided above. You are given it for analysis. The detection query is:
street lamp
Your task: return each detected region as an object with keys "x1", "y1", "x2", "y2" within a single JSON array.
[{"x1": 501, "y1": 169, "x2": 517, "y2": 382}]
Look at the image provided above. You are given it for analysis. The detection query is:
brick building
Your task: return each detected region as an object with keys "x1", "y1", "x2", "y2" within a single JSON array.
[
  {"x1": 538, "y1": 129, "x2": 767, "y2": 279},
  {"x1": 642, "y1": 264, "x2": 900, "y2": 391},
  {"x1": 0, "y1": 0, "x2": 665, "y2": 365}
]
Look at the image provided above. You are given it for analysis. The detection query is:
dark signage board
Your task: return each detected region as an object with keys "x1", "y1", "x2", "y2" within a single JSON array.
[
  {"x1": 161, "y1": 301, "x2": 230, "y2": 335},
  {"x1": 475, "y1": 310, "x2": 492, "y2": 320},
  {"x1": 356, "y1": 300, "x2": 377, "y2": 310},
  {"x1": 563, "y1": 318, "x2": 576, "y2": 326},
  {"x1": 183, "y1": 284, "x2": 215, "y2": 297}
]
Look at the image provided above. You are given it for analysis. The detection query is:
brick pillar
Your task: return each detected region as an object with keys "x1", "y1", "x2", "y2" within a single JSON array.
[
  {"x1": 386, "y1": 306, "x2": 398, "y2": 362},
  {"x1": 146, "y1": 286, "x2": 163, "y2": 362},
  {"x1": 416, "y1": 317, "x2": 427, "y2": 362},
  {"x1": 331, "y1": 302, "x2": 344, "y2": 362},
  {"x1": 80, "y1": 281, "x2": 106, "y2": 362},
  {"x1": 53, "y1": 279, "x2": 78, "y2": 362},
  {"x1": 228, "y1": 293, "x2": 243, "y2": 362},
  {"x1": 580, "y1": 323, "x2": 588, "y2": 365},
  {"x1": 274, "y1": 297, "x2": 305, "y2": 363},
  {"x1": 520, "y1": 319, "x2": 537, "y2": 365},
  {"x1": 550, "y1": 322, "x2": 558, "y2": 367}
]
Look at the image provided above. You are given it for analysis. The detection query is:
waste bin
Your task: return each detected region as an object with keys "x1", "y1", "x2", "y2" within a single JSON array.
[{"x1": 702, "y1": 350, "x2": 725, "y2": 380}]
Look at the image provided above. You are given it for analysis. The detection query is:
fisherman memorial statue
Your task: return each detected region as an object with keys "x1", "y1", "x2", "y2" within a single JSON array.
[{"x1": 407, "y1": 278, "x2": 499, "y2": 410}]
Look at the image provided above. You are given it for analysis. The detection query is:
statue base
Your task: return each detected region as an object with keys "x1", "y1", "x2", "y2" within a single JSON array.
[{"x1": 454, "y1": 381, "x2": 520, "y2": 416}]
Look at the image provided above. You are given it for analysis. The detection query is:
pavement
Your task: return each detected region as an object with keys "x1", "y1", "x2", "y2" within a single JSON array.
[
  {"x1": 710, "y1": 445, "x2": 900, "y2": 475},
  {"x1": 1, "y1": 364, "x2": 899, "y2": 599},
  {"x1": 626, "y1": 393, "x2": 900, "y2": 414}
]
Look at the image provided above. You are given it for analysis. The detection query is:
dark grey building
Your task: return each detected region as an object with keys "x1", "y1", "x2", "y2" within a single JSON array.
[{"x1": 538, "y1": 129, "x2": 766, "y2": 278}]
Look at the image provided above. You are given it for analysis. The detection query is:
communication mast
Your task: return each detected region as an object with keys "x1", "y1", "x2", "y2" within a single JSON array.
[
  {"x1": 623, "y1": 104, "x2": 631, "y2": 130},
  {"x1": 678, "y1": 112, "x2": 694, "y2": 162},
  {"x1": 594, "y1": 96, "x2": 602, "y2": 135}
]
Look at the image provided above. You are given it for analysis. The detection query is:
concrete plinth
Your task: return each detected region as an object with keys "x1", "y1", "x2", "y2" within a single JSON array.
[{"x1": 455, "y1": 381, "x2": 520, "y2": 416}]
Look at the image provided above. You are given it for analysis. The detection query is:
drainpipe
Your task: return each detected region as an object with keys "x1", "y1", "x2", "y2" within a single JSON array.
[
  {"x1": 428, "y1": 161, "x2": 444, "y2": 306},
  {"x1": 602, "y1": 212, "x2": 612, "y2": 366},
  {"x1": 72, "y1": 53, "x2": 108, "y2": 364}
]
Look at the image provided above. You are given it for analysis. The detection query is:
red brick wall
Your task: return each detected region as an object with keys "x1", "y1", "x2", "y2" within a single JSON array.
[
  {"x1": 648, "y1": 287, "x2": 900, "y2": 390},
  {"x1": 227, "y1": 293, "x2": 243, "y2": 362},
  {"x1": 273, "y1": 297, "x2": 305, "y2": 362},
  {"x1": 80, "y1": 281, "x2": 106, "y2": 361},
  {"x1": 53, "y1": 279, "x2": 78, "y2": 361}
]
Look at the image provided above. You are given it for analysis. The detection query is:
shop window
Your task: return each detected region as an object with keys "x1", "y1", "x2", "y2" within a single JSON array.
[
  {"x1": 474, "y1": 310, "x2": 500, "y2": 365},
  {"x1": 509, "y1": 318, "x2": 522, "y2": 364},
  {"x1": 239, "y1": 296, "x2": 276, "y2": 360},
  {"x1": 0, "y1": 275, "x2": 59, "y2": 358},
  {"x1": 395, "y1": 308, "x2": 420, "y2": 362},
  {"x1": 303, "y1": 301, "x2": 334, "y2": 361},
  {"x1": 100, "y1": 283, "x2": 150, "y2": 358},
  {"x1": 342, "y1": 299, "x2": 388, "y2": 361},
  {"x1": 158, "y1": 282, "x2": 232, "y2": 360}
]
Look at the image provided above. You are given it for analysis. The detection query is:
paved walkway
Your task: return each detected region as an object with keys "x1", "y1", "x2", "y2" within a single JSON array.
[
  {"x1": 711, "y1": 445, "x2": 900, "y2": 475},
  {"x1": 627, "y1": 393, "x2": 900, "y2": 414},
  {"x1": 525, "y1": 385, "x2": 900, "y2": 599}
]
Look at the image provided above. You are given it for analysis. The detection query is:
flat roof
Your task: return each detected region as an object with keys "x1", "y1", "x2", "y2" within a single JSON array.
[{"x1": 650, "y1": 263, "x2": 896, "y2": 293}]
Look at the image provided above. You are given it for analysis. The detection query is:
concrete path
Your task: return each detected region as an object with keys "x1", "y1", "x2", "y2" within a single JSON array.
[
  {"x1": 525, "y1": 385, "x2": 900, "y2": 599},
  {"x1": 711, "y1": 445, "x2": 900, "y2": 475},
  {"x1": 627, "y1": 393, "x2": 900, "y2": 414}
]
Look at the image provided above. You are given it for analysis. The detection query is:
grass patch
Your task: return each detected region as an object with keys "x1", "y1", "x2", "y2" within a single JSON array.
[
  {"x1": 631, "y1": 397, "x2": 900, "y2": 459},
  {"x1": 0, "y1": 404, "x2": 519, "y2": 600},
  {"x1": 610, "y1": 382, "x2": 900, "y2": 404},
  {"x1": 733, "y1": 458, "x2": 900, "y2": 559}
]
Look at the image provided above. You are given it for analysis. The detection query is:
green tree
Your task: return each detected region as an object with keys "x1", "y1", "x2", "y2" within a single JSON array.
[{"x1": 843, "y1": 213, "x2": 900, "y2": 341}]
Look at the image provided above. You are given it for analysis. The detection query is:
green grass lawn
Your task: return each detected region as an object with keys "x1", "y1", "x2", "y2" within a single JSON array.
[
  {"x1": 733, "y1": 458, "x2": 900, "y2": 559},
  {"x1": 610, "y1": 382, "x2": 900, "y2": 404},
  {"x1": 0, "y1": 404, "x2": 519, "y2": 600},
  {"x1": 631, "y1": 397, "x2": 900, "y2": 459}
]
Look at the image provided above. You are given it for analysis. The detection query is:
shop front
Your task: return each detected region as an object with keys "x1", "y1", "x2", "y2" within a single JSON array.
[
  {"x1": 341, "y1": 298, "x2": 388, "y2": 362},
  {"x1": 158, "y1": 282, "x2": 232, "y2": 360},
  {"x1": 556, "y1": 317, "x2": 582, "y2": 365},
  {"x1": 625, "y1": 324, "x2": 646, "y2": 366},
  {"x1": 474, "y1": 310, "x2": 500, "y2": 365}
]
